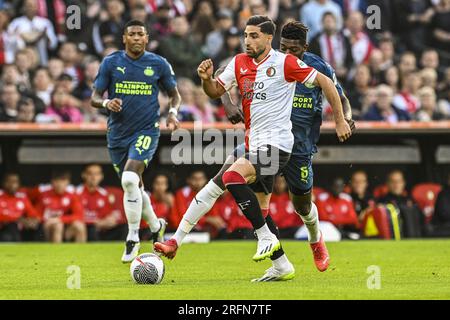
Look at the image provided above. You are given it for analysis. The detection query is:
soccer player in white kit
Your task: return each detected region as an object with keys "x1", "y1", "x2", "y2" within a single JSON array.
[{"x1": 156, "y1": 16, "x2": 351, "y2": 278}]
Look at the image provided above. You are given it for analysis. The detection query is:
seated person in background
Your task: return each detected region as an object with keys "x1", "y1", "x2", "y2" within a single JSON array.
[
  {"x1": 0, "y1": 173, "x2": 38, "y2": 242},
  {"x1": 170, "y1": 170, "x2": 226, "y2": 238},
  {"x1": 348, "y1": 170, "x2": 375, "y2": 217},
  {"x1": 140, "y1": 174, "x2": 173, "y2": 241},
  {"x1": 362, "y1": 85, "x2": 411, "y2": 122},
  {"x1": 316, "y1": 177, "x2": 359, "y2": 238},
  {"x1": 377, "y1": 170, "x2": 424, "y2": 238},
  {"x1": 77, "y1": 164, "x2": 120, "y2": 241},
  {"x1": 218, "y1": 190, "x2": 253, "y2": 239},
  {"x1": 36, "y1": 171, "x2": 86, "y2": 243},
  {"x1": 431, "y1": 173, "x2": 450, "y2": 237},
  {"x1": 270, "y1": 176, "x2": 302, "y2": 239}
]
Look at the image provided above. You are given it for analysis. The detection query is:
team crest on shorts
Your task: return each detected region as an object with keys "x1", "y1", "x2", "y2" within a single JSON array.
[
  {"x1": 144, "y1": 67, "x2": 154, "y2": 77},
  {"x1": 266, "y1": 67, "x2": 276, "y2": 77}
]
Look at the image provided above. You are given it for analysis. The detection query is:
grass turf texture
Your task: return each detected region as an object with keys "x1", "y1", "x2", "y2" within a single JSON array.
[{"x1": 1, "y1": 240, "x2": 449, "y2": 300}]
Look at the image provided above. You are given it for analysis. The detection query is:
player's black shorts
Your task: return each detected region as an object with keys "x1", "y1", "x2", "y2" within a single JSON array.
[{"x1": 233, "y1": 144, "x2": 291, "y2": 195}]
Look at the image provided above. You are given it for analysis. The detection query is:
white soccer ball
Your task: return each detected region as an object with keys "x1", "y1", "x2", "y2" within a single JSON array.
[{"x1": 130, "y1": 253, "x2": 165, "y2": 284}]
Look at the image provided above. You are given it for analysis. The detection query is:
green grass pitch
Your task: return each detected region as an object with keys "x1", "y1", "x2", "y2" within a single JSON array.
[{"x1": 1, "y1": 240, "x2": 449, "y2": 300}]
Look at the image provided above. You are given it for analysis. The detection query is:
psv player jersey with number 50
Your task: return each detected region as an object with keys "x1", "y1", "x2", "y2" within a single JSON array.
[{"x1": 217, "y1": 49, "x2": 318, "y2": 153}]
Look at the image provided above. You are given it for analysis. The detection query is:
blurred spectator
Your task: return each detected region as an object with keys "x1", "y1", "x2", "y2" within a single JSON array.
[
  {"x1": 368, "y1": 48, "x2": 384, "y2": 85},
  {"x1": 393, "y1": 0, "x2": 434, "y2": 54},
  {"x1": 47, "y1": 57, "x2": 65, "y2": 81},
  {"x1": 377, "y1": 170, "x2": 424, "y2": 237},
  {"x1": 94, "y1": 0, "x2": 126, "y2": 55},
  {"x1": 32, "y1": 67, "x2": 53, "y2": 107},
  {"x1": 346, "y1": 64, "x2": 371, "y2": 118},
  {"x1": 269, "y1": 176, "x2": 302, "y2": 238},
  {"x1": 333, "y1": 0, "x2": 367, "y2": 17},
  {"x1": 14, "y1": 49, "x2": 32, "y2": 90},
  {"x1": 177, "y1": 77, "x2": 198, "y2": 121},
  {"x1": 169, "y1": 170, "x2": 225, "y2": 236},
  {"x1": 309, "y1": 11, "x2": 353, "y2": 80},
  {"x1": 0, "y1": 173, "x2": 38, "y2": 242},
  {"x1": 0, "y1": 84, "x2": 20, "y2": 122},
  {"x1": 193, "y1": 86, "x2": 216, "y2": 123},
  {"x1": 214, "y1": 26, "x2": 242, "y2": 66},
  {"x1": 7, "y1": 0, "x2": 57, "y2": 65},
  {"x1": 42, "y1": 85, "x2": 83, "y2": 123},
  {"x1": 377, "y1": 35, "x2": 395, "y2": 70},
  {"x1": 420, "y1": 49, "x2": 442, "y2": 79},
  {"x1": 36, "y1": 171, "x2": 86, "y2": 243},
  {"x1": 393, "y1": 72, "x2": 422, "y2": 114},
  {"x1": 431, "y1": 172, "x2": 450, "y2": 237},
  {"x1": 316, "y1": 177, "x2": 359, "y2": 237},
  {"x1": 415, "y1": 86, "x2": 447, "y2": 121},
  {"x1": 420, "y1": 68, "x2": 438, "y2": 90},
  {"x1": 140, "y1": 173, "x2": 173, "y2": 240},
  {"x1": 349, "y1": 170, "x2": 374, "y2": 216},
  {"x1": 76, "y1": 164, "x2": 120, "y2": 242},
  {"x1": 204, "y1": 8, "x2": 234, "y2": 58},
  {"x1": 218, "y1": 190, "x2": 253, "y2": 239},
  {"x1": 191, "y1": 0, "x2": 217, "y2": 45},
  {"x1": 343, "y1": 11, "x2": 374, "y2": 64},
  {"x1": 159, "y1": 15, "x2": 204, "y2": 80},
  {"x1": 0, "y1": 8, "x2": 23, "y2": 64},
  {"x1": 383, "y1": 65, "x2": 400, "y2": 92},
  {"x1": 149, "y1": 2, "x2": 172, "y2": 48},
  {"x1": 429, "y1": 0, "x2": 450, "y2": 53},
  {"x1": 363, "y1": 84, "x2": 411, "y2": 122},
  {"x1": 398, "y1": 51, "x2": 417, "y2": 78},
  {"x1": 16, "y1": 98, "x2": 36, "y2": 122},
  {"x1": 58, "y1": 41, "x2": 82, "y2": 87},
  {"x1": 300, "y1": 0, "x2": 343, "y2": 40}
]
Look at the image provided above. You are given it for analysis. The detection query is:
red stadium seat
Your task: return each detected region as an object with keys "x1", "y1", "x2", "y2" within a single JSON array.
[{"x1": 411, "y1": 183, "x2": 442, "y2": 223}]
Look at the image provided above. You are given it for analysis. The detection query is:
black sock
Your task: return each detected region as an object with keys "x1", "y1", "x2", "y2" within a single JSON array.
[
  {"x1": 265, "y1": 214, "x2": 285, "y2": 260},
  {"x1": 226, "y1": 184, "x2": 265, "y2": 229}
]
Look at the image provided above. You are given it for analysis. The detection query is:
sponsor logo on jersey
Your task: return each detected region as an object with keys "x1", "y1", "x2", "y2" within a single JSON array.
[
  {"x1": 242, "y1": 79, "x2": 267, "y2": 100},
  {"x1": 115, "y1": 81, "x2": 153, "y2": 95},
  {"x1": 266, "y1": 67, "x2": 276, "y2": 77},
  {"x1": 292, "y1": 94, "x2": 313, "y2": 109}
]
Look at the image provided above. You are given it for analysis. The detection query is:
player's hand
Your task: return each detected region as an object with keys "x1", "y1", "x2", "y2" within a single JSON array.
[
  {"x1": 106, "y1": 98, "x2": 122, "y2": 112},
  {"x1": 225, "y1": 104, "x2": 244, "y2": 124},
  {"x1": 336, "y1": 120, "x2": 352, "y2": 142},
  {"x1": 346, "y1": 118, "x2": 356, "y2": 134},
  {"x1": 166, "y1": 113, "x2": 179, "y2": 132},
  {"x1": 197, "y1": 59, "x2": 214, "y2": 80}
]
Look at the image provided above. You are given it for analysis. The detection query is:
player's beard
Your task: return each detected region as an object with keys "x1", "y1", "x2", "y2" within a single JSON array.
[{"x1": 246, "y1": 46, "x2": 266, "y2": 60}]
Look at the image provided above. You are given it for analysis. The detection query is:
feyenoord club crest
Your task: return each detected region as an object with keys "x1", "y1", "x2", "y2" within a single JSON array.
[{"x1": 266, "y1": 67, "x2": 276, "y2": 77}]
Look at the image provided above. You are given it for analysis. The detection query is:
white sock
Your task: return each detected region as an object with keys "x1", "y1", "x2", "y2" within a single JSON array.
[
  {"x1": 173, "y1": 180, "x2": 224, "y2": 246},
  {"x1": 255, "y1": 223, "x2": 273, "y2": 239},
  {"x1": 141, "y1": 187, "x2": 161, "y2": 233},
  {"x1": 122, "y1": 171, "x2": 142, "y2": 242},
  {"x1": 272, "y1": 254, "x2": 292, "y2": 271},
  {"x1": 299, "y1": 202, "x2": 321, "y2": 243}
]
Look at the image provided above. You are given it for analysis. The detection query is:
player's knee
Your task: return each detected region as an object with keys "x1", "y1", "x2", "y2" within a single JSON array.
[
  {"x1": 222, "y1": 170, "x2": 246, "y2": 187},
  {"x1": 121, "y1": 171, "x2": 140, "y2": 192}
]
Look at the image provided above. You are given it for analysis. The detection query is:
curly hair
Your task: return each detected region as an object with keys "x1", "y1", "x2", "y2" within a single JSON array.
[{"x1": 281, "y1": 21, "x2": 309, "y2": 45}]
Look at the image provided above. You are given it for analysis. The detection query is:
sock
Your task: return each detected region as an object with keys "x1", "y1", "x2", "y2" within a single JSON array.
[
  {"x1": 265, "y1": 213, "x2": 285, "y2": 260},
  {"x1": 272, "y1": 254, "x2": 292, "y2": 271},
  {"x1": 122, "y1": 171, "x2": 142, "y2": 242},
  {"x1": 173, "y1": 180, "x2": 224, "y2": 246},
  {"x1": 223, "y1": 171, "x2": 266, "y2": 230},
  {"x1": 141, "y1": 187, "x2": 161, "y2": 233},
  {"x1": 299, "y1": 202, "x2": 321, "y2": 243}
]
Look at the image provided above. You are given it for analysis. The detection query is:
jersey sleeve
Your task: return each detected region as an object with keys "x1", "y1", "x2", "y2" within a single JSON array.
[
  {"x1": 323, "y1": 61, "x2": 344, "y2": 97},
  {"x1": 284, "y1": 54, "x2": 318, "y2": 88},
  {"x1": 216, "y1": 57, "x2": 237, "y2": 91},
  {"x1": 93, "y1": 58, "x2": 111, "y2": 92},
  {"x1": 159, "y1": 57, "x2": 177, "y2": 91}
]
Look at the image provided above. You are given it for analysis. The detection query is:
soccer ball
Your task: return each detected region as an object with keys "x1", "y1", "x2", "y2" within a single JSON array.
[{"x1": 130, "y1": 253, "x2": 165, "y2": 284}]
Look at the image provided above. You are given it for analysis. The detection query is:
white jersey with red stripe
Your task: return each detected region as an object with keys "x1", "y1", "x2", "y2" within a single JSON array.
[{"x1": 217, "y1": 49, "x2": 318, "y2": 153}]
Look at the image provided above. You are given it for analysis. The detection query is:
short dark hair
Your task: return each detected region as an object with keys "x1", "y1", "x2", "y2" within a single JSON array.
[
  {"x1": 281, "y1": 21, "x2": 309, "y2": 45},
  {"x1": 246, "y1": 15, "x2": 276, "y2": 35},
  {"x1": 51, "y1": 170, "x2": 71, "y2": 181},
  {"x1": 123, "y1": 20, "x2": 147, "y2": 34}
]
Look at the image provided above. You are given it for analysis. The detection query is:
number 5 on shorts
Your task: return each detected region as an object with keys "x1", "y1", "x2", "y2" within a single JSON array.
[{"x1": 300, "y1": 166, "x2": 309, "y2": 183}]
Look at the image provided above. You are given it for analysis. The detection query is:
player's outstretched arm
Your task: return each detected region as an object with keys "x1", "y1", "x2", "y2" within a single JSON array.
[
  {"x1": 197, "y1": 59, "x2": 226, "y2": 99},
  {"x1": 166, "y1": 87, "x2": 181, "y2": 131},
  {"x1": 90, "y1": 89, "x2": 122, "y2": 112},
  {"x1": 341, "y1": 93, "x2": 356, "y2": 133},
  {"x1": 313, "y1": 73, "x2": 352, "y2": 142}
]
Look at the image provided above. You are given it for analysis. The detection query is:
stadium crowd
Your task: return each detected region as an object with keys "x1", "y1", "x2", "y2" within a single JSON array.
[
  {"x1": 1, "y1": 166, "x2": 450, "y2": 242},
  {"x1": 0, "y1": 0, "x2": 448, "y2": 123}
]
